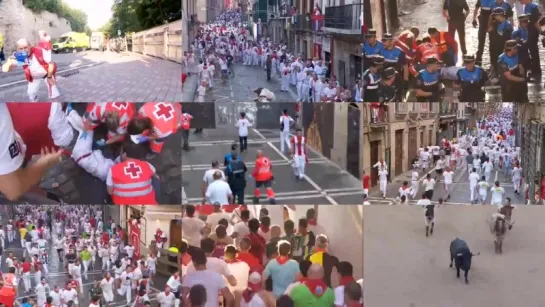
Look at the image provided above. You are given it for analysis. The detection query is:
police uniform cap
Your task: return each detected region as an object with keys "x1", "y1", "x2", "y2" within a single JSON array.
[
  {"x1": 462, "y1": 55, "x2": 476, "y2": 63},
  {"x1": 426, "y1": 57, "x2": 441, "y2": 65},
  {"x1": 504, "y1": 40, "x2": 519, "y2": 49},
  {"x1": 382, "y1": 33, "x2": 394, "y2": 40},
  {"x1": 372, "y1": 55, "x2": 385, "y2": 65},
  {"x1": 383, "y1": 67, "x2": 398, "y2": 79},
  {"x1": 492, "y1": 7, "x2": 505, "y2": 15},
  {"x1": 365, "y1": 29, "x2": 377, "y2": 37},
  {"x1": 518, "y1": 14, "x2": 529, "y2": 21}
]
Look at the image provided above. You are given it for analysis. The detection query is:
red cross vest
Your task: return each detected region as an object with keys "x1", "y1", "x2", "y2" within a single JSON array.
[
  {"x1": 7, "y1": 102, "x2": 55, "y2": 161},
  {"x1": 292, "y1": 136, "x2": 306, "y2": 156},
  {"x1": 110, "y1": 159, "x2": 157, "y2": 205},
  {"x1": 181, "y1": 113, "x2": 192, "y2": 130},
  {"x1": 86, "y1": 102, "x2": 136, "y2": 138},
  {"x1": 139, "y1": 102, "x2": 181, "y2": 138},
  {"x1": 23, "y1": 46, "x2": 57, "y2": 83}
]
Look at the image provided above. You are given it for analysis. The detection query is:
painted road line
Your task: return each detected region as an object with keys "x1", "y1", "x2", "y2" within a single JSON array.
[
  {"x1": 189, "y1": 138, "x2": 279, "y2": 146},
  {"x1": 185, "y1": 190, "x2": 322, "y2": 202}
]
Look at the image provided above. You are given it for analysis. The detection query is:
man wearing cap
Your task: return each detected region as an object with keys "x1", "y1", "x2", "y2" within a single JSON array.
[
  {"x1": 521, "y1": 0, "x2": 541, "y2": 79},
  {"x1": 362, "y1": 29, "x2": 384, "y2": 71},
  {"x1": 489, "y1": 7, "x2": 513, "y2": 74},
  {"x1": 428, "y1": 27, "x2": 458, "y2": 66},
  {"x1": 472, "y1": 0, "x2": 497, "y2": 66},
  {"x1": 380, "y1": 33, "x2": 408, "y2": 100},
  {"x1": 378, "y1": 67, "x2": 399, "y2": 102},
  {"x1": 415, "y1": 57, "x2": 444, "y2": 102},
  {"x1": 362, "y1": 55, "x2": 384, "y2": 102},
  {"x1": 512, "y1": 14, "x2": 530, "y2": 71},
  {"x1": 455, "y1": 55, "x2": 488, "y2": 102},
  {"x1": 498, "y1": 39, "x2": 528, "y2": 102}
]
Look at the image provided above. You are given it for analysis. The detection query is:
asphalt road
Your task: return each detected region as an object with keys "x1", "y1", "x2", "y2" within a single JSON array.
[
  {"x1": 0, "y1": 208, "x2": 168, "y2": 306},
  {"x1": 197, "y1": 63, "x2": 298, "y2": 103},
  {"x1": 0, "y1": 51, "x2": 182, "y2": 102},
  {"x1": 367, "y1": 164, "x2": 525, "y2": 205},
  {"x1": 401, "y1": 0, "x2": 545, "y2": 102},
  {"x1": 247, "y1": 204, "x2": 363, "y2": 281},
  {"x1": 182, "y1": 128, "x2": 365, "y2": 205},
  {"x1": 364, "y1": 206, "x2": 545, "y2": 307}
]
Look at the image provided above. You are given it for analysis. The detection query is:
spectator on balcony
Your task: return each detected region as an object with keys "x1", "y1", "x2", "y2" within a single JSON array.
[
  {"x1": 378, "y1": 67, "x2": 398, "y2": 102},
  {"x1": 354, "y1": 79, "x2": 363, "y2": 102}
]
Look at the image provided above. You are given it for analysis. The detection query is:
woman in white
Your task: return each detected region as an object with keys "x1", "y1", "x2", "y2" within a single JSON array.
[
  {"x1": 100, "y1": 272, "x2": 115, "y2": 304},
  {"x1": 443, "y1": 167, "x2": 454, "y2": 199}
]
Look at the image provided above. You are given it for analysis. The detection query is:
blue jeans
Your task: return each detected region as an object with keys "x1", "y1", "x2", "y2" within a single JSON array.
[{"x1": 0, "y1": 46, "x2": 4, "y2": 62}]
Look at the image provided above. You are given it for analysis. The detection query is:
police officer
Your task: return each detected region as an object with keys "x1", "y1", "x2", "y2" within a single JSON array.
[
  {"x1": 522, "y1": 0, "x2": 542, "y2": 79},
  {"x1": 473, "y1": 0, "x2": 496, "y2": 66},
  {"x1": 492, "y1": 0, "x2": 514, "y2": 22},
  {"x1": 380, "y1": 33, "x2": 408, "y2": 100},
  {"x1": 489, "y1": 7, "x2": 513, "y2": 74},
  {"x1": 363, "y1": 55, "x2": 384, "y2": 102},
  {"x1": 363, "y1": 29, "x2": 384, "y2": 71},
  {"x1": 498, "y1": 40, "x2": 529, "y2": 102},
  {"x1": 378, "y1": 67, "x2": 399, "y2": 102},
  {"x1": 512, "y1": 14, "x2": 530, "y2": 73},
  {"x1": 415, "y1": 57, "x2": 444, "y2": 102},
  {"x1": 225, "y1": 153, "x2": 247, "y2": 205},
  {"x1": 455, "y1": 55, "x2": 488, "y2": 102}
]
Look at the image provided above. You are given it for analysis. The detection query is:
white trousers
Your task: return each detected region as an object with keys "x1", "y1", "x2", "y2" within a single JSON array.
[
  {"x1": 379, "y1": 180, "x2": 387, "y2": 197},
  {"x1": 28, "y1": 77, "x2": 60, "y2": 101},
  {"x1": 280, "y1": 131, "x2": 291, "y2": 153},
  {"x1": 293, "y1": 155, "x2": 306, "y2": 179}
]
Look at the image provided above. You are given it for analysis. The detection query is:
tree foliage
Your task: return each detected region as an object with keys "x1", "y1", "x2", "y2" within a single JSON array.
[
  {"x1": 106, "y1": 0, "x2": 182, "y2": 37},
  {"x1": 22, "y1": 0, "x2": 89, "y2": 32}
]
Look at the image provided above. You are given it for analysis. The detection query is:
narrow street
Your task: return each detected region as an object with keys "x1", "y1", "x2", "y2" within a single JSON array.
[{"x1": 400, "y1": 0, "x2": 545, "y2": 102}]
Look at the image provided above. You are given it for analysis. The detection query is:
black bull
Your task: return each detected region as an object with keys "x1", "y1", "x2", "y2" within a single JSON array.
[{"x1": 449, "y1": 238, "x2": 480, "y2": 284}]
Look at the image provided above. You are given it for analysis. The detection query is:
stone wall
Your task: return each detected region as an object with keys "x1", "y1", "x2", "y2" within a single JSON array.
[
  {"x1": 0, "y1": 0, "x2": 72, "y2": 54},
  {"x1": 132, "y1": 20, "x2": 182, "y2": 63}
]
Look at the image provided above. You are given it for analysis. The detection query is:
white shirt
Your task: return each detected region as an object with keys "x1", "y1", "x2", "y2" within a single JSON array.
[
  {"x1": 206, "y1": 212, "x2": 232, "y2": 232},
  {"x1": 181, "y1": 216, "x2": 206, "y2": 247},
  {"x1": 280, "y1": 115, "x2": 294, "y2": 132},
  {"x1": 236, "y1": 118, "x2": 252, "y2": 137},
  {"x1": 182, "y1": 270, "x2": 226, "y2": 307},
  {"x1": 411, "y1": 171, "x2": 419, "y2": 181},
  {"x1": 490, "y1": 186, "x2": 505, "y2": 203},
  {"x1": 124, "y1": 245, "x2": 135, "y2": 258},
  {"x1": 100, "y1": 277, "x2": 114, "y2": 293},
  {"x1": 225, "y1": 261, "x2": 250, "y2": 293},
  {"x1": 203, "y1": 169, "x2": 226, "y2": 185},
  {"x1": 422, "y1": 179, "x2": 436, "y2": 191},
  {"x1": 484, "y1": 161, "x2": 493, "y2": 172},
  {"x1": 398, "y1": 186, "x2": 412, "y2": 198},
  {"x1": 469, "y1": 172, "x2": 480, "y2": 186},
  {"x1": 512, "y1": 167, "x2": 522, "y2": 179},
  {"x1": 443, "y1": 171, "x2": 454, "y2": 184},
  {"x1": 378, "y1": 170, "x2": 388, "y2": 181},
  {"x1": 157, "y1": 291, "x2": 176, "y2": 307},
  {"x1": 219, "y1": 59, "x2": 228, "y2": 70},
  {"x1": 322, "y1": 86, "x2": 337, "y2": 99},
  {"x1": 478, "y1": 181, "x2": 489, "y2": 195},
  {"x1": 0, "y1": 104, "x2": 25, "y2": 175},
  {"x1": 166, "y1": 275, "x2": 181, "y2": 290},
  {"x1": 205, "y1": 180, "x2": 232, "y2": 205},
  {"x1": 61, "y1": 288, "x2": 77, "y2": 303},
  {"x1": 232, "y1": 221, "x2": 250, "y2": 247},
  {"x1": 435, "y1": 159, "x2": 444, "y2": 170},
  {"x1": 49, "y1": 290, "x2": 61, "y2": 305},
  {"x1": 416, "y1": 199, "x2": 431, "y2": 206}
]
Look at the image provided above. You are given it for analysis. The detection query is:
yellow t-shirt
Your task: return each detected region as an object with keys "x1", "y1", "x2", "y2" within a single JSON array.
[
  {"x1": 0, "y1": 33, "x2": 3, "y2": 49},
  {"x1": 19, "y1": 227, "x2": 27, "y2": 239}
]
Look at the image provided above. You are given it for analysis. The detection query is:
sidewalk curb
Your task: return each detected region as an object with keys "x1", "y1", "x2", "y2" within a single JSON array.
[
  {"x1": 0, "y1": 61, "x2": 105, "y2": 91},
  {"x1": 182, "y1": 74, "x2": 199, "y2": 102}
]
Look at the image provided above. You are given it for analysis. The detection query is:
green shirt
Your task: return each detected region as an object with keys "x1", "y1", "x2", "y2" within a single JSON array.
[
  {"x1": 80, "y1": 250, "x2": 92, "y2": 261},
  {"x1": 290, "y1": 283, "x2": 334, "y2": 307}
]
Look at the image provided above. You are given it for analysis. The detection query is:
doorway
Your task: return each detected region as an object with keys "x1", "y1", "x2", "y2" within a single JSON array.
[
  {"x1": 370, "y1": 141, "x2": 380, "y2": 185},
  {"x1": 394, "y1": 130, "x2": 403, "y2": 175},
  {"x1": 338, "y1": 60, "x2": 346, "y2": 88},
  {"x1": 170, "y1": 220, "x2": 182, "y2": 248}
]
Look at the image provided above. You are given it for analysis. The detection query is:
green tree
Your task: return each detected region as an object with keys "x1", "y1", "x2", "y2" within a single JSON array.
[
  {"x1": 106, "y1": 0, "x2": 181, "y2": 37},
  {"x1": 22, "y1": 0, "x2": 89, "y2": 32}
]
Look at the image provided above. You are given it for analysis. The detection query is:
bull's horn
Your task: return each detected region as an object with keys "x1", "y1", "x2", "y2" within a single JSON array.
[{"x1": 456, "y1": 253, "x2": 463, "y2": 256}]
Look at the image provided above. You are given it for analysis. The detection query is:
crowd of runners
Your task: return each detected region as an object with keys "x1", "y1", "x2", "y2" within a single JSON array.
[
  {"x1": 0, "y1": 205, "x2": 180, "y2": 307},
  {"x1": 365, "y1": 107, "x2": 525, "y2": 206},
  {"x1": 181, "y1": 204, "x2": 363, "y2": 307},
  {"x1": 182, "y1": 9, "x2": 363, "y2": 102}
]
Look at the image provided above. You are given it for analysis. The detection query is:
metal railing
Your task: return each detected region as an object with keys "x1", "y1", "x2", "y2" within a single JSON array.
[
  {"x1": 294, "y1": 14, "x2": 312, "y2": 31},
  {"x1": 324, "y1": 3, "x2": 362, "y2": 31},
  {"x1": 366, "y1": 104, "x2": 388, "y2": 124}
]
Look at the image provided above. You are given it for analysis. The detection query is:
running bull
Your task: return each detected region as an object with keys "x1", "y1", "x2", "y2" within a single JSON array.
[{"x1": 449, "y1": 238, "x2": 480, "y2": 284}]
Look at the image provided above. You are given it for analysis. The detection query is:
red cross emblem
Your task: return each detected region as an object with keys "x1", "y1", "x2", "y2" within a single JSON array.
[
  {"x1": 153, "y1": 103, "x2": 174, "y2": 121},
  {"x1": 124, "y1": 162, "x2": 142, "y2": 179},
  {"x1": 111, "y1": 102, "x2": 128, "y2": 110}
]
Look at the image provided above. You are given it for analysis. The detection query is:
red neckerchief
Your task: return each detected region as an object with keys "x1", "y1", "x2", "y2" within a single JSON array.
[
  {"x1": 276, "y1": 256, "x2": 289, "y2": 265},
  {"x1": 307, "y1": 218, "x2": 317, "y2": 226},
  {"x1": 242, "y1": 284, "x2": 262, "y2": 303},
  {"x1": 346, "y1": 301, "x2": 363, "y2": 307},
  {"x1": 402, "y1": 186, "x2": 408, "y2": 190},
  {"x1": 303, "y1": 278, "x2": 328, "y2": 297},
  {"x1": 259, "y1": 225, "x2": 269, "y2": 233},
  {"x1": 314, "y1": 247, "x2": 327, "y2": 253},
  {"x1": 181, "y1": 254, "x2": 191, "y2": 266},
  {"x1": 339, "y1": 276, "x2": 355, "y2": 286}
]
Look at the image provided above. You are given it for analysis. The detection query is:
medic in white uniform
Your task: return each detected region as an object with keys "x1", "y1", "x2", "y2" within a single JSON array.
[
  {"x1": 291, "y1": 129, "x2": 308, "y2": 180},
  {"x1": 83, "y1": 102, "x2": 136, "y2": 145},
  {"x1": 0, "y1": 103, "x2": 67, "y2": 201},
  {"x1": 2, "y1": 31, "x2": 60, "y2": 101},
  {"x1": 127, "y1": 102, "x2": 182, "y2": 154},
  {"x1": 65, "y1": 110, "x2": 117, "y2": 181}
]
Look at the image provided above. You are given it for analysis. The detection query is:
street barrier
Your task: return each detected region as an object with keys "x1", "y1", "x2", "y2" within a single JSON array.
[{"x1": 132, "y1": 20, "x2": 182, "y2": 63}]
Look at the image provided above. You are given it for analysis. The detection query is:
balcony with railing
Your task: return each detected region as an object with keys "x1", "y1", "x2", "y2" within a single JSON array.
[
  {"x1": 322, "y1": 3, "x2": 362, "y2": 35},
  {"x1": 364, "y1": 103, "x2": 388, "y2": 127},
  {"x1": 439, "y1": 102, "x2": 457, "y2": 116}
]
